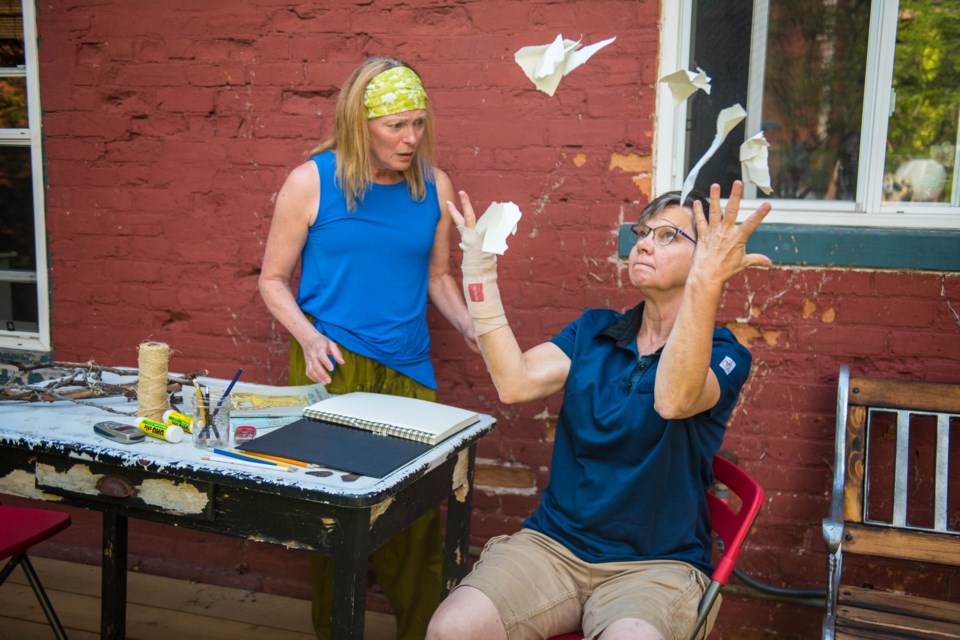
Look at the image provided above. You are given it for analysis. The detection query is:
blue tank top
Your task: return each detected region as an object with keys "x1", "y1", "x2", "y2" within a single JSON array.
[{"x1": 296, "y1": 151, "x2": 439, "y2": 388}]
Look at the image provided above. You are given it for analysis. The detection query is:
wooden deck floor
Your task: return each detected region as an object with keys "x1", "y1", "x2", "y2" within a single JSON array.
[{"x1": 0, "y1": 557, "x2": 396, "y2": 640}]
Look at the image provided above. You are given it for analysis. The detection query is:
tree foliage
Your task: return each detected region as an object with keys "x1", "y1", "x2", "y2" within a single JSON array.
[{"x1": 886, "y1": 0, "x2": 960, "y2": 197}]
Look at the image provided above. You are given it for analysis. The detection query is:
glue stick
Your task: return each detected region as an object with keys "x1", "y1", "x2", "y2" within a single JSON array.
[
  {"x1": 135, "y1": 417, "x2": 184, "y2": 443},
  {"x1": 162, "y1": 410, "x2": 193, "y2": 434}
]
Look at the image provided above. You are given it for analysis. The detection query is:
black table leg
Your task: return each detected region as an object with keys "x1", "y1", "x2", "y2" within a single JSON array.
[
  {"x1": 101, "y1": 509, "x2": 128, "y2": 639},
  {"x1": 331, "y1": 508, "x2": 370, "y2": 639},
  {"x1": 443, "y1": 445, "x2": 477, "y2": 595}
]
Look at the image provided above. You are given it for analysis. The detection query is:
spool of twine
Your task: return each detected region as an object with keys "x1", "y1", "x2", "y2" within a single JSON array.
[{"x1": 137, "y1": 341, "x2": 170, "y2": 421}]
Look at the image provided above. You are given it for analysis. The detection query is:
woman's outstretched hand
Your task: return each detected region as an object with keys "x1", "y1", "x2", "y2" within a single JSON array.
[
  {"x1": 690, "y1": 180, "x2": 773, "y2": 286},
  {"x1": 446, "y1": 190, "x2": 494, "y2": 270}
]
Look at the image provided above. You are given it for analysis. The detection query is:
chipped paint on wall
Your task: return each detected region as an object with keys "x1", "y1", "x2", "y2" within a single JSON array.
[
  {"x1": 608, "y1": 152, "x2": 651, "y2": 173},
  {"x1": 474, "y1": 458, "x2": 537, "y2": 495},
  {"x1": 608, "y1": 151, "x2": 652, "y2": 194},
  {"x1": 726, "y1": 322, "x2": 762, "y2": 347}
]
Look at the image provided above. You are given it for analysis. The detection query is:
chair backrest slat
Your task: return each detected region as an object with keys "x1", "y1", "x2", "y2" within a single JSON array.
[{"x1": 847, "y1": 375, "x2": 959, "y2": 539}]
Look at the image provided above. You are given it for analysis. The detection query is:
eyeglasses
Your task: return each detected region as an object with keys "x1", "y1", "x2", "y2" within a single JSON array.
[{"x1": 630, "y1": 223, "x2": 698, "y2": 247}]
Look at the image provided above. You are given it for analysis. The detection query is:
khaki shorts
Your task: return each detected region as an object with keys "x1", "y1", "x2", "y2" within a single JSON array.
[{"x1": 457, "y1": 528, "x2": 719, "y2": 640}]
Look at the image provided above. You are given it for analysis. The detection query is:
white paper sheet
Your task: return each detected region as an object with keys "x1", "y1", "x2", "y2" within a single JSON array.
[
  {"x1": 740, "y1": 132, "x2": 773, "y2": 194},
  {"x1": 475, "y1": 202, "x2": 522, "y2": 255},
  {"x1": 659, "y1": 68, "x2": 712, "y2": 106},
  {"x1": 514, "y1": 34, "x2": 616, "y2": 96},
  {"x1": 680, "y1": 104, "x2": 747, "y2": 203}
]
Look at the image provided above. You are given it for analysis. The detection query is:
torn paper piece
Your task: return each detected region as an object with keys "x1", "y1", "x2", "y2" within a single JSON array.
[
  {"x1": 659, "y1": 68, "x2": 712, "y2": 106},
  {"x1": 680, "y1": 104, "x2": 747, "y2": 203},
  {"x1": 476, "y1": 202, "x2": 522, "y2": 255},
  {"x1": 740, "y1": 132, "x2": 773, "y2": 194},
  {"x1": 514, "y1": 34, "x2": 616, "y2": 96}
]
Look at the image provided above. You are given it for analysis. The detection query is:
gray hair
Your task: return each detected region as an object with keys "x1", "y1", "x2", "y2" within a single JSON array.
[{"x1": 636, "y1": 190, "x2": 709, "y2": 230}]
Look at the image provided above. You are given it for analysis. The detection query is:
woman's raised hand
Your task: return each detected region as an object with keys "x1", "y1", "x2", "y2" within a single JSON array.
[
  {"x1": 446, "y1": 189, "x2": 477, "y2": 230},
  {"x1": 446, "y1": 191, "x2": 494, "y2": 269},
  {"x1": 690, "y1": 180, "x2": 773, "y2": 286}
]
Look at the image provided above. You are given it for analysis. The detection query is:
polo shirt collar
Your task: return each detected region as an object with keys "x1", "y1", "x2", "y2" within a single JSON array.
[{"x1": 599, "y1": 302, "x2": 646, "y2": 349}]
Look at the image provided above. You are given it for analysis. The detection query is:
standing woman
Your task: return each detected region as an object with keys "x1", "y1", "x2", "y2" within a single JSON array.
[{"x1": 259, "y1": 57, "x2": 478, "y2": 640}]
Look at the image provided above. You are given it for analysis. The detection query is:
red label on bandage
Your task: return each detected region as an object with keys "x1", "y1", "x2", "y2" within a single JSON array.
[{"x1": 468, "y1": 283, "x2": 485, "y2": 302}]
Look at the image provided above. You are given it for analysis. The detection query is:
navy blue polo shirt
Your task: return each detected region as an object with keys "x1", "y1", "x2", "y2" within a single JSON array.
[{"x1": 522, "y1": 303, "x2": 751, "y2": 572}]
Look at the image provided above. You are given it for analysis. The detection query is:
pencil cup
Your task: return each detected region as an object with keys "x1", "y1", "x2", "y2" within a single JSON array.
[{"x1": 192, "y1": 395, "x2": 230, "y2": 449}]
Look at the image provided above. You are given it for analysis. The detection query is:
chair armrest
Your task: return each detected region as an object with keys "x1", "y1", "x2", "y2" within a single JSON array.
[
  {"x1": 822, "y1": 517, "x2": 844, "y2": 554},
  {"x1": 821, "y1": 517, "x2": 844, "y2": 640}
]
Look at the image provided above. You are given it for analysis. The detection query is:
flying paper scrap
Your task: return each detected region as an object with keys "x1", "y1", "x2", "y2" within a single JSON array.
[
  {"x1": 476, "y1": 202, "x2": 522, "y2": 255},
  {"x1": 514, "y1": 34, "x2": 616, "y2": 96},
  {"x1": 740, "y1": 132, "x2": 773, "y2": 194},
  {"x1": 659, "y1": 68, "x2": 712, "y2": 106},
  {"x1": 680, "y1": 104, "x2": 747, "y2": 203}
]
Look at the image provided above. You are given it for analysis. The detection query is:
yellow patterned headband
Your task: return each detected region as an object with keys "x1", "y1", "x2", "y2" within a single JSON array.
[{"x1": 363, "y1": 66, "x2": 428, "y2": 119}]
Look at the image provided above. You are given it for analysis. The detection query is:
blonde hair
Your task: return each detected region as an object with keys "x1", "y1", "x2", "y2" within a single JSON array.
[{"x1": 311, "y1": 57, "x2": 436, "y2": 211}]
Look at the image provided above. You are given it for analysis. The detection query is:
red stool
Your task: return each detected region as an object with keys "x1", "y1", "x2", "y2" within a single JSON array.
[{"x1": 0, "y1": 505, "x2": 73, "y2": 640}]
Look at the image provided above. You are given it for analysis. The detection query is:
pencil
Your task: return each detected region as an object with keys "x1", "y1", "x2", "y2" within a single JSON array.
[
  {"x1": 237, "y1": 451, "x2": 319, "y2": 468},
  {"x1": 211, "y1": 447, "x2": 292, "y2": 469},
  {"x1": 201, "y1": 455, "x2": 296, "y2": 473},
  {"x1": 194, "y1": 382, "x2": 213, "y2": 439},
  {"x1": 211, "y1": 368, "x2": 243, "y2": 421}
]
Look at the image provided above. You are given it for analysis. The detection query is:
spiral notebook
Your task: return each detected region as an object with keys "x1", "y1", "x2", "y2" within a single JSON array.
[
  {"x1": 302, "y1": 392, "x2": 480, "y2": 445},
  {"x1": 236, "y1": 393, "x2": 481, "y2": 477}
]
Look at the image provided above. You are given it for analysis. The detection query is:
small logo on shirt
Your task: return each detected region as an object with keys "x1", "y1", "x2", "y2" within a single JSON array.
[{"x1": 719, "y1": 356, "x2": 736, "y2": 375}]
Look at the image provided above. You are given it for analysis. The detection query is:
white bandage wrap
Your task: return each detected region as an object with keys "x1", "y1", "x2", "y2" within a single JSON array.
[{"x1": 459, "y1": 225, "x2": 508, "y2": 336}]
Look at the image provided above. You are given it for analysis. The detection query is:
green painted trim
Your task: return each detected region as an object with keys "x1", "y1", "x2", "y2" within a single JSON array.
[
  {"x1": 617, "y1": 224, "x2": 960, "y2": 271},
  {"x1": 0, "y1": 349, "x2": 54, "y2": 385}
]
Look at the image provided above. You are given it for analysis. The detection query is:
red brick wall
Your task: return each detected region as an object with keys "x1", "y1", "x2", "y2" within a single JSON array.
[{"x1": 13, "y1": 1, "x2": 959, "y2": 637}]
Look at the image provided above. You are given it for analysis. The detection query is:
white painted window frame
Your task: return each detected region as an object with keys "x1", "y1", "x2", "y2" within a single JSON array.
[
  {"x1": 654, "y1": 0, "x2": 960, "y2": 230},
  {"x1": 0, "y1": 0, "x2": 50, "y2": 351}
]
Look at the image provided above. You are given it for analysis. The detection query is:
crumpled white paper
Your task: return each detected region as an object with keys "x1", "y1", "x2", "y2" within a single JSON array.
[
  {"x1": 740, "y1": 132, "x2": 773, "y2": 194},
  {"x1": 476, "y1": 202, "x2": 522, "y2": 255},
  {"x1": 658, "y1": 68, "x2": 712, "y2": 106},
  {"x1": 680, "y1": 104, "x2": 747, "y2": 203},
  {"x1": 514, "y1": 34, "x2": 616, "y2": 96}
]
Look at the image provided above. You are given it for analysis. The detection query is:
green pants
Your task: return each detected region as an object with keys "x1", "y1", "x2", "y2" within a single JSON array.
[{"x1": 289, "y1": 340, "x2": 443, "y2": 640}]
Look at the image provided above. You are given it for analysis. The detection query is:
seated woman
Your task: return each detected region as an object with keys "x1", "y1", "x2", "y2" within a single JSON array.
[{"x1": 428, "y1": 182, "x2": 772, "y2": 640}]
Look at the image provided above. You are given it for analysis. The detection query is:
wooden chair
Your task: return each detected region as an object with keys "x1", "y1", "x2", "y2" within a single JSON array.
[
  {"x1": 549, "y1": 455, "x2": 764, "y2": 640},
  {"x1": 0, "y1": 505, "x2": 73, "y2": 640},
  {"x1": 822, "y1": 366, "x2": 960, "y2": 639}
]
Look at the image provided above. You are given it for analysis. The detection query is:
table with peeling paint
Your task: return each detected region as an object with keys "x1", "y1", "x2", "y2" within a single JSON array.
[{"x1": 0, "y1": 390, "x2": 495, "y2": 639}]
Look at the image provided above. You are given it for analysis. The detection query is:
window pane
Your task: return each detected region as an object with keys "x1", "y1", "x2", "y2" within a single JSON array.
[
  {"x1": 0, "y1": 145, "x2": 35, "y2": 271},
  {"x1": 0, "y1": 144, "x2": 37, "y2": 334},
  {"x1": 883, "y1": 0, "x2": 960, "y2": 204},
  {"x1": 0, "y1": 0, "x2": 24, "y2": 67},
  {"x1": 0, "y1": 280, "x2": 38, "y2": 333},
  {"x1": 0, "y1": 76, "x2": 27, "y2": 127},
  {"x1": 688, "y1": 0, "x2": 870, "y2": 200}
]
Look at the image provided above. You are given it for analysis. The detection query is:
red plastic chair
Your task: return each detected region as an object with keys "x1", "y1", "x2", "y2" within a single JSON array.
[
  {"x1": 0, "y1": 505, "x2": 73, "y2": 640},
  {"x1": 549, "y1": 455, "x2": 764, "y2": 640}
]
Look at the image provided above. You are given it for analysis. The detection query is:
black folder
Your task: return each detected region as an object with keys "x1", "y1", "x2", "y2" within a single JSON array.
[{"x1": 237, "y1": 418, "x2": 431, "y2": 478}]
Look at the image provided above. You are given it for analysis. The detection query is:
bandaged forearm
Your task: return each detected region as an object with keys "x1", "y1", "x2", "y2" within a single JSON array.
[
  {"x1": 462, "y1": 265, "x2": 509, "y2": 336},
  {"x1": 457, "y1": 221, "x2": 509, "y2": 336}
]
